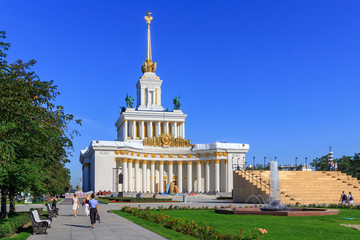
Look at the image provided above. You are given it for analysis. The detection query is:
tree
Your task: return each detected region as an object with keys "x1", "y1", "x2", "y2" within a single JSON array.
[
  {"x1": 310, "y1": 155, "x2": 330, "y2": 171},
  {"x1": 0, "y1": 31, "x2": 81, "y2": 217},
  {"x1": 311, "y1": 153, "x2": 360, "y2": 180}
]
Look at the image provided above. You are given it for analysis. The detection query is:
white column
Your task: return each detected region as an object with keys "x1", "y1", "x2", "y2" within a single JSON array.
[
  {"x1": 122, "y1": 159, "x2": 128, "y2": 192},
  {"x1": 179, "y1": 123, "x2": 183, "y2": 138},
  {"x1": 197, "y1": 161, "x2": 201, "y2": 193},
  {"x1": 205, "y1": 160, "x2": 210, "y2": 193},
  {"x1": 150, "y1": 161, "x2": 155, "y2": 193},
  {"x1": 182, "y1": 122, "x2": 185, "y2": 138},
  {"x1": 135, "y1": 160, "x2": 140, "y2": 192},
  {"x1": 178, "y1": 162, "x2": 183, "y2": 192},
  {"x1": 168, "y1": 161, "x2": 173, "y2": 183},
  {"x1": 159, "y1": 161, "x2": 164, "y2": 193},
  {"x1": 164, "y1": 121, "x2": 169, "y2": 134},
  {"x1": 132, "y1": 120, "x2": 136, "y2": 139},
  {"x1": 215, "y1": 160, "x2": 220, "y2": 192},
  {"x1": 225, "y1": 159, "x2": 228, "y2": 192},
  {"x1": 140, "y1": 121, "x2": 144, "y2": 139},
  {"x1": 142, "y1": 160, "x2": 147, "y2": 192},
  {"x1": 148, "y1": 121, "x2": 153, "y2": 137},
  {"x1": 156, "y1": 121, "x2": 161, "y2": 136},
  {"x1": 128, "y1": 159, "x2": 133, "y2": 192},
  {"x1": 172, "y1": 122, "x2": 177, "y2": 138},
  {"x1": 123, "y1": 120, "x2": 128, "y2": 140},
  {"x1": 187, "y1": 161, "x2": 192, "y2": 192}
]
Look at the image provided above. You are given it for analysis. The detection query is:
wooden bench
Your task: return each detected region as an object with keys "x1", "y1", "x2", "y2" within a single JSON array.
[
  {"x1": 46, "y1": 203, "x2": 57, "y2": 218},
  {"x1": 28, "y1": 209, "x2": 52, "y2": 235}
]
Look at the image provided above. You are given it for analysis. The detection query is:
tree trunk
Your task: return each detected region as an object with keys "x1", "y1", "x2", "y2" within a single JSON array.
[
  {"x1": 9, "y1": 191, "x2": 16, "y2": 214},
  {"x1": 0, "y1": 188, "x2": 7, "y2": 219}
]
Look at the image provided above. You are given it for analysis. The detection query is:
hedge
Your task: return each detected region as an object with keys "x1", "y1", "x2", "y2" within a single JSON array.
[
  {"x1": 0, "y1": 213, "x2": 30, "y2": 238},
  {"x1": 102, "y1": 197, "x2": 173, "y2": 202}
]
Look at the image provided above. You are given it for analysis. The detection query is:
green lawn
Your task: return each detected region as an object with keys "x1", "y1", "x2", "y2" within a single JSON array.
[
  {"x1": 1, "y1": 231, "x2": 31, "y2": 240},
  {"x1": 112, "y1": 210, "x2": 196, "y2": 240},
  {"x1": 141, "y1": 209, "x2": 360, "y2": 240}
]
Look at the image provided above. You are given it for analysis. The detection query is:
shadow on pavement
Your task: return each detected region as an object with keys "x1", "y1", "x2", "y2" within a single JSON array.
[{"x1": 63, "y1": 224, "x2": 92, "y2": 229}]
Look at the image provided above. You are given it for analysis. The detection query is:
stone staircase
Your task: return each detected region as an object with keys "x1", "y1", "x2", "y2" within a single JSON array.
[{"x1": 233, "y1": 170, "x2": 360, "y2": 205}]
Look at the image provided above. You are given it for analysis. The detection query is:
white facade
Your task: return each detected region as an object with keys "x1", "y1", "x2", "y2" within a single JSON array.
[
  {"x1": 80, "y1": 141, "x2": 249, "y2": 194},
  {"x1": 79, "y1": 12, "x2": 249, "y2": 195}
]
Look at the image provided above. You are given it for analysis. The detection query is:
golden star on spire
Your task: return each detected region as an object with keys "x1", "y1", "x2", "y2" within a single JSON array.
[{"x1": 145, "y1": 11, "x2": 153, "y2": 25}]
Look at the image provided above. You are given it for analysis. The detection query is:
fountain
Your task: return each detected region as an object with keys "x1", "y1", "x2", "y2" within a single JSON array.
[
  {"x1": 260, "y1": 161, "x2": 289, "y2": 211},
  {"x1": 215, "y1": 160, "x2": 339, "y2": 216}
]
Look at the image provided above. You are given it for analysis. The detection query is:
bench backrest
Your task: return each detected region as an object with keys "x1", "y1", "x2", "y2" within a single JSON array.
[{"x1": 31, "y1": 210, "x2": 41, "y2": 222}]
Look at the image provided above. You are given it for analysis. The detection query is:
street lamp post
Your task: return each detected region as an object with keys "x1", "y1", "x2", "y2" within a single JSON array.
[
  {"x1": 295, "y1": 157, "x2": 298, "y2": 170},
  {"x1": 253, "y1": 157, "x2": 255, "y2": 169},
  {"x1": 305, "y1": 157, "x2": 308, "y2": 170},
  {"x1": 275, "y1": 156, "x2": 277, "y2": 161}
]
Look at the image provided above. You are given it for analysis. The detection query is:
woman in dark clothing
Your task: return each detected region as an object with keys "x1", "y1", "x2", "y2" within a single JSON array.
[{"x1": 88, "y1": 193, "x2": 99, "y2": 229}]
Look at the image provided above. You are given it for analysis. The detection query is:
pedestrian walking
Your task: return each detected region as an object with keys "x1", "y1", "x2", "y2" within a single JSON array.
[
  {"x1": 51, "y1": 195, "x2": 59, "y2": 215},
  {"x1": 348, "y1": 192, "x2": 354, "y2": 205},
  {"x1": 83, "y1": 194, "x2": 90, "y2": 216},
  {"x1": 89, "y1": 193, "x2": 99, "y2": 229},
  {"x1": 339, "y1": 191, "x2": 347, "y2": 204},
  {"x1": 72, "y1": 193, "x2": 80, "y2": 217}
]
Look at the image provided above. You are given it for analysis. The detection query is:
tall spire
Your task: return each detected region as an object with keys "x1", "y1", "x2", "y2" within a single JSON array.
[{"x1": 141, "y1": 12, "x2": 157, "y2": 73}]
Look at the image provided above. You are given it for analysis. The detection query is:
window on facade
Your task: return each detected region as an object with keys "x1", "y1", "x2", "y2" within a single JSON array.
[
  {"x1": 152, "y1": 122, "x2": 155, "y2": 137},
  {"x1": 149, "y1": 91, "x2": 153, "y2": 105},
  {"x1": 128, "y1": 121, "x2": 131, "y2": 138},
  {"x1": 144, "y1": 122, "x2": 148, "y2": 138},
  {"x1": 136, "y1": 122, "x2": 140, "y2": 138}
]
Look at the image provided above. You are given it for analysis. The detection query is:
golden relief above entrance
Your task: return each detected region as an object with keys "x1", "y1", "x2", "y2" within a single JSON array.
[{"x1": 143, "y1": 133, "x2": 193, "y2": 147}]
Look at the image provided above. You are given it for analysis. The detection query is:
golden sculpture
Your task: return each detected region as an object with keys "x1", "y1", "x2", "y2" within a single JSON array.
[
  {"x1": 141, "y1": 12, "x2": 157, "y2": 73},
  {"x1": 143, "y1": 133, "x2": 193, "y2": 148}
]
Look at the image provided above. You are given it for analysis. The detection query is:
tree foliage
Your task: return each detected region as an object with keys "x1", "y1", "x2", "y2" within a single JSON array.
[
  {"x1": 311, "y1": 153, "x2": 360, "y2": 179},
  {"x1": 0, "y1": 31, "x2": 81, "y2": 217}
]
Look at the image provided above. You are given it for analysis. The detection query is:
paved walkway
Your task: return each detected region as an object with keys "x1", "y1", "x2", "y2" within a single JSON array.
[
  {"x1": 26, "y1": 198, "x2": 165, "y2": 240},
  {"x1": 14, "y1": 195, "x2": 253, "y2": 240}
]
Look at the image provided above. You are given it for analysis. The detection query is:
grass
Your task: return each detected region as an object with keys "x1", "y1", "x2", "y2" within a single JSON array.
[
  {"x1": 142, "y1": 209, "x2": 360, "y2": 240},
  {"x1": 0, "y1": 231, "x2": 31, "y2": 240},
  {"x1": 111, "y1": 210, "x2": 196, "y2": 240},
  {"x1": 96, "y1": 198, "x2": 112, "y2": 204},
  {"x1": 0, "y1": 214, "x2": 32, "y2": 240}
]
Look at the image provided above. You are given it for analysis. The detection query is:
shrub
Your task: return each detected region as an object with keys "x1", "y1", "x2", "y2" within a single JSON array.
[
  {"x1": 0, "y1": 212, "x2": 30, "y2": 238},
  {"x1": 102, "y1": 197, "x2": 173, "y2": 202},
  {"x1": 120, "y1": 206, "x2": 265, "y2": 239}
]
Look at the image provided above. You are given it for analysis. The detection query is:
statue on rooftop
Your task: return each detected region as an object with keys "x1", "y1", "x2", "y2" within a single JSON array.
[
  {"x1": 173, "y1": 95, "x2": 181, "y2": 110},
  {"x1": 125, "y1": 94, "x2": 134, "y2": 108}
]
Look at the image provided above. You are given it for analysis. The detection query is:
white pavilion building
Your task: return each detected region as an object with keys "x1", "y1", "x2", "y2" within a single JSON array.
[{"x1": 80, "y1": 13, "x2": 249, "y2": 195}]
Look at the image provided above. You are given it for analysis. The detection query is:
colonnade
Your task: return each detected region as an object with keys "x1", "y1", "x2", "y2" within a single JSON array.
[
  {"x1": 122, "y1": 120, "x2": 185, "y2": 140},
  {"x1": 119, "y1": 159, "x2": 223, "y2": 193}
]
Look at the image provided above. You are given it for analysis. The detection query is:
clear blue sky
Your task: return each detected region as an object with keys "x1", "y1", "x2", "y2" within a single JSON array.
[{"x1": 2, "y1": 1, "x2": 360, "y2": 187}]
